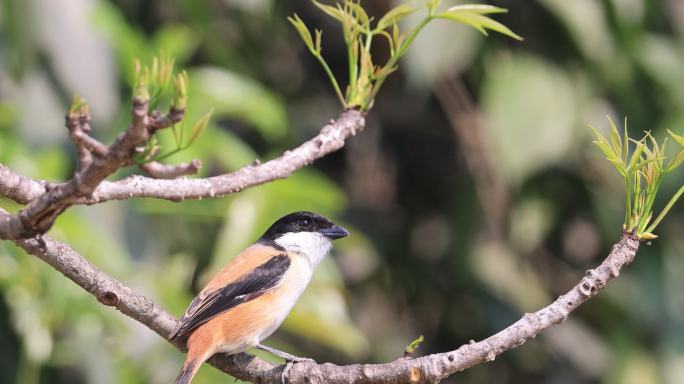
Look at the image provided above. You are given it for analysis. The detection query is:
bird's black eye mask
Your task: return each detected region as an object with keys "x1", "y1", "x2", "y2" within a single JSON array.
[{"x1": 258, "y1": 211, "x2": 337, "y2": 242}]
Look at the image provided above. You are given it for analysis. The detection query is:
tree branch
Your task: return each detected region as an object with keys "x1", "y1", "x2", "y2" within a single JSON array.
[
  {"x1": 1, "y1": 202, "x2": 640, "y2": 384},
  {"x1": 0, "y1": 109, "x2": 365, "y2": 212},
  {"x1": 139, "y1": 159, "x2": 203, "y2": 179},
  {"x1": 0, "y1": 164, "x2": 47, "y2": 205},
  {"x1": 0, "y1": 98, "x2": 188, "y2": 240}
]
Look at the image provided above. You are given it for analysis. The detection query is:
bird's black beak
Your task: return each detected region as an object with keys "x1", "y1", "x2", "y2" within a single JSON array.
[{"x1": 321, "y1": 224, "x2": 350, "y2": 240}]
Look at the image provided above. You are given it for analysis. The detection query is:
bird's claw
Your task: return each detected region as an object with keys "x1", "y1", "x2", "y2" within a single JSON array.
[
  {"x1": 288, "y1": 356, "x2": 316, "y2": 364},
  {"x1": 280, "y1": 357, "x2": 315, "y2": 383}
]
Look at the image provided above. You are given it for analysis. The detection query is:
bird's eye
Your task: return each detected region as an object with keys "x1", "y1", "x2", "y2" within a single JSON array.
[{"x1": 300, "y1": 219, "x2": 311, "y2": 229}]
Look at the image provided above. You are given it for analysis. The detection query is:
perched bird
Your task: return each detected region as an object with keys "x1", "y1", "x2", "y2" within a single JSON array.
[{"x1": 171, "y1": 211, "x2": 349, "y2": 384}]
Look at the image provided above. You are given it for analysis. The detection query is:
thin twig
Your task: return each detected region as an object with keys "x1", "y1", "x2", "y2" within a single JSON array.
[{"x1": 0, "y1": 109, "x2": 366, "y2": 208}]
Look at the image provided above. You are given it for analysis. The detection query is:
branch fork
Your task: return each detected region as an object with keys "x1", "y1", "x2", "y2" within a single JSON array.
[{"x1": 0, "y1": 96, "x2": 192, "y2": 240}]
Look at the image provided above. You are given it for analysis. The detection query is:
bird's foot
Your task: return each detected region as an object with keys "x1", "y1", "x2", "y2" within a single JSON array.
[
  {"x1": 281, "y1": 361, "x2": 293, "y2": 384},
  {"x1": 255, "y1": 344, "x2": 315, "y2": 364}
]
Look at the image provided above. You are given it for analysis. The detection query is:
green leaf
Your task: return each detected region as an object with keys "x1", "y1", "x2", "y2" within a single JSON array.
[
  {"x1": 667, "y1": 129, "x2": 684, "y2": 147},
  {"x1": 288, "y1": 14, "x2": 315, "y2": 54},
  {"x1": 376, "y1": 3, "x2": 419, "y2": 31},
  {"x1": 667, "y1": 149, "x2": 684, "y2": 173},
  {"x1": 607, "y1": 117, "x2": 622, "y2": 160},
  {"x1": 347, "y1": 1, "x2": 370, "y2": 26},
  {"x1": 312, "y1": 0, "x2": 345, "y2": 22},
  {"x1": 627, "y1": 141, "x2": 645, "y2": 174},
  {"x1": 69, "y1": 95, "x2": 88, "y2": 115},
  {"x1": 437, "y1": 6, "x2": 523, "y2": 41},
  {"x1": 172, "y1": 70, "x2": 189, "y2": 110},
  {"x1": 404, "y1": 335, "x2": 424, "y2": 357},
  {"x1": 350, "y1": 45, "x2": 374, "y2": 106},
  {"x1": 133, "y1": 59, "x2": 150, "y2": 100},
  {"x1": 445, "y1": 4, "x2": 509, "y2": 15},
  {"x1": 185, "y1": 108, "x2": 213, "y2": 147},
  {"x1": 590, "y1": 125, "x2": 625, "y2": 175}
]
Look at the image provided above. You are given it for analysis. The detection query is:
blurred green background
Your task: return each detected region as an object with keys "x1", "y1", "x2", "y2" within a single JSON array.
[{"x1": 2, "y1": 0, "x2": 684, "y2": 383}]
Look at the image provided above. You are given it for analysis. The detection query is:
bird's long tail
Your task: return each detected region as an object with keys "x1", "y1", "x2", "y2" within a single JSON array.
[{"x1": 175, "y1": 358, "x2": 201, "y2": 384}]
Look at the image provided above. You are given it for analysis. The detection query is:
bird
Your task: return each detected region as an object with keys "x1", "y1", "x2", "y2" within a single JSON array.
[{"x1": 170, "y1": 211, "x2": 349, "y2": 384}]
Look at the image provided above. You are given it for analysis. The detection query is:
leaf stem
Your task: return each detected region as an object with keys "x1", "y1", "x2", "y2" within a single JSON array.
[
  {"x1": 645, "y1": 184, "x2": 684, "y2": 234},
  {"x1": 315, "y1": 54, "x2": 347, "y2": 107},
  {"x1": 625, "y1": 176, "x2": 632, "y2": 229},
  {"x1": 638, "y1": 178, "x2": 662, "y2": 233},
  {"x1": 363, "y1": 15, "x2": 433, "y2": 109}
]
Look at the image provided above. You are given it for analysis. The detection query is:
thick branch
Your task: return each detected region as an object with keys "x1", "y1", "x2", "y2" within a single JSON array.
[
  {"x1": 1, "y1": 204, "x2": 640, "y2": 384},
  {"x1": 0, "y1": 164, "x2": 47, "y2": 205},
  {"x1": 0, "y1": 109, "x2": 365, "y2": 206}
]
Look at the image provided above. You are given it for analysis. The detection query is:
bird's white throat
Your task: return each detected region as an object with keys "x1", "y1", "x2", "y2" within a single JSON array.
[{"x1": 274, "y1": 232, "x2": 332, "y2": 266}]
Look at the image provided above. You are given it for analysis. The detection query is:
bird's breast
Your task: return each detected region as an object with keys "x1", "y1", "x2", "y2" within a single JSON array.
[{"x1": 255, "y1": 254, "x2": 313, "y2": 341}]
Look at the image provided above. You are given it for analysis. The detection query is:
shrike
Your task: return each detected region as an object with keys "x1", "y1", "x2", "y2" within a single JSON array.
[{"x1": 171, "y1": 211, "x2": 349, "y2": 384}]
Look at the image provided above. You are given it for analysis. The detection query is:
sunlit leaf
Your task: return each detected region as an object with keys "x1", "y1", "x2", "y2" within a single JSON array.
[
  {"x1": 186, "y1": 108, "x2": 213, "y2": 147},
  {"x1": 590, "y1": 125, "x2": 625, "y2": 175},
  {"x1": 287, "y1": 14, "x2": 315, "y2": 54},
  {"x1": 312, "y1": 0, "x2": 345, "y2": 22},
  {"x1": 666, "y1": 149, "x2": 684, "y2": 173},
  {"x1": 608, "y1": 117, "x2": 622, "y2": 160},
  {"x1": 347, "y1": 1, "x2": 370, "y2": 26},
  {"x1": 627, "y1": 140, "x2": 644, "y2": 174},
  {"x1": 172, "y1": 70, "x2": 189, "y2": 110},
  {"x1": 376, "y1": 3, "x2": 419, "y2": 31},
  {"x1": 437, "y1": 6, "x2": 523, "y2": 41},
  {"x1": 404, "y1": 335, "x2": 424, "y2": 357},
  {"x1": 68, "y1": 95, "x2": 88, "y2": 115},
  {"x1": 447, "y1": 4, "x2": 508, "y2": 14},
  {"x1": 667, "y1": 129, "x2": 684, "y2": 147}
]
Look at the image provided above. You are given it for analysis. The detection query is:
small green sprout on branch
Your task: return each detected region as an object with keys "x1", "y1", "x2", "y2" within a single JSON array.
[
  {"x1": 290, "y1": 0, "x2": 522, "y2": 111},
  {"x1": 404, "y1": 334, "x2": 425, "y2": 358},
  {"x1": 591, "y1": 118, "x2": 684, "y2": 240},
  {"x1": 131, "y1": 53, "x2": 212, "y2": 165}
]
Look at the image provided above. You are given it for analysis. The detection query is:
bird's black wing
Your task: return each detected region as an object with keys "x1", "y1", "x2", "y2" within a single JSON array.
[{"x1": 169, "y1": 254, "x2": 290, "y2": 341}]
